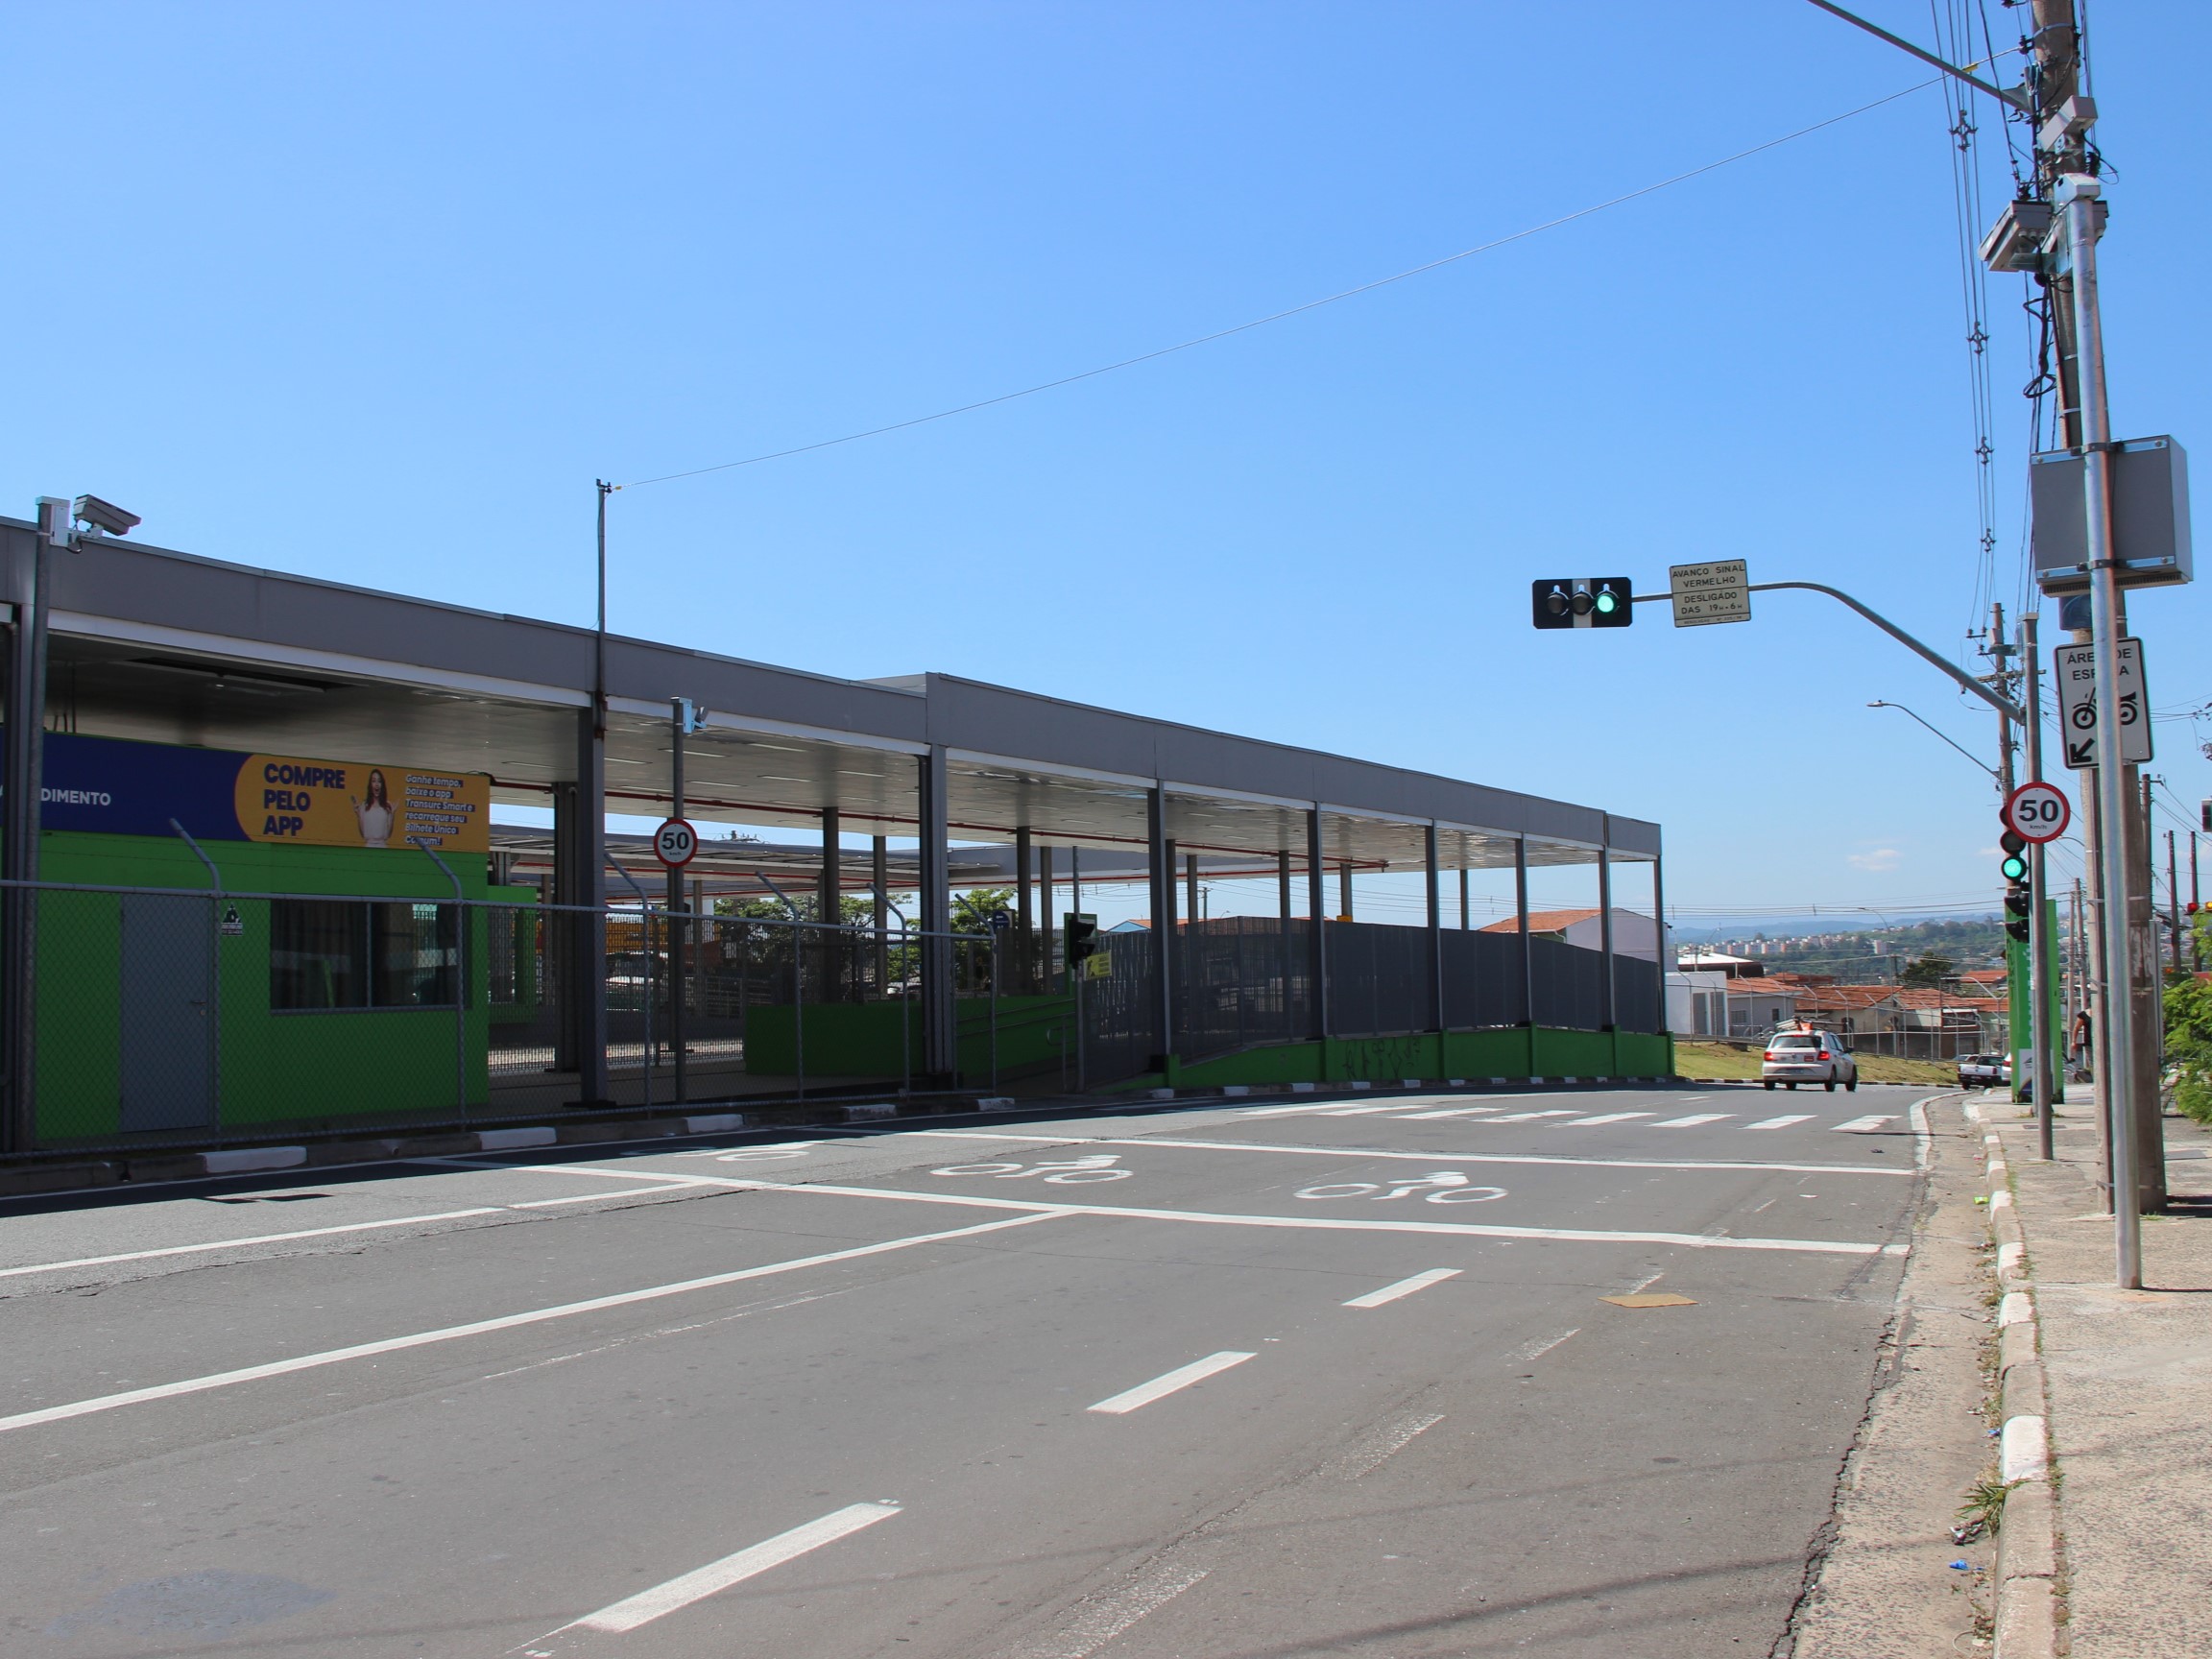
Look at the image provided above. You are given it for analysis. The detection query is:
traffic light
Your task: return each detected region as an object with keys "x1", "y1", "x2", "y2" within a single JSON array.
[
  {"x1": 1999, "y1": 826, "x2": 2031, "y2": 943},
  {"x1": 1530, "y1": 578, "x2": 1634, "y2": 630},
  {"x1": 1064, "y1": 912, "x2": 1099, "y2": 971}
]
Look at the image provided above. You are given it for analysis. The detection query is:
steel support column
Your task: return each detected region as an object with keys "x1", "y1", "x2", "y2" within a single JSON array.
[
  {"x1": 918, "y1": 746, "x2": 954, "y2": 1083},
  {"x1": 564, "y1": 708, "x2": 608, "y2": 1103},
  {"x1": 1147, "y1": 789, "x2": 1173, "y2": 1069},
  {"x1": 871, "y1": 834, "x2": 889, "y2": 994},
  {"x1": 1015, "y1": 825, "x2": 1033, "y2": 991},
  {"x1": 1307, "y1": 808, "x2": 1330, "y2": 1040},
  {"x1": 1599, "y1": 839, "x2": 1617, "y2": 1030},
  {"x1": 818, "y1": 804, "x2": 840, "y2": 1004},
  {"x1": 1038, "y1": 844, "x2": 1054, "y2": 990},
  {"x1": 1515, "y1": 837, "x2": 1533, "y2": 1028},
  {"x1": 1651, "y1": 844, "x2": 1669, "y2": 1035},
  {"x1": 1425, "y1": 823, "x2": 1443, "y2": 1030},
  {"x1": 1, "y1": 507, "x2": 60, "y2": 1154}
]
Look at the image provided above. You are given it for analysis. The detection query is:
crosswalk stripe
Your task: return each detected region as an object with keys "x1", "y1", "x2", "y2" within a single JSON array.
[
  {"x1": 1398, "y1": 1106, "x2": 1501, "y2": 1119},
  {"x1": 1565, "y1": 1112, "x2": 1653, "y2": 1126},
  {"x1": 1488, "y1": 1110, "x2": 1581, "y2": 1122},
  {"x1": 1319, "y1": 1104, "x2": 1419, "y2": 1116},
  {"x1": 1832, "y1": 1115, "x2": 1896, "y2": 1133},
  {"x1": 1746, "y1": 1115, "x2": 1815, "y2": 1129},
  {"x1": 1652, "y1": 1114, "x2": 1732, "y2": 1128}
]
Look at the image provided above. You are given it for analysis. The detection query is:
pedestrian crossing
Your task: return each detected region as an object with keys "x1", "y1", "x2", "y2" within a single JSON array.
[{"x1": 1237, "y1": 1099, "x2": 1899, "y2": 1134}]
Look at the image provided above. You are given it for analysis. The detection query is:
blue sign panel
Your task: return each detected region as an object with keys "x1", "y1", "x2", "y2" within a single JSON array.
[{"x1": 37, "y1": 733, "x2": 250, "y2": 842}]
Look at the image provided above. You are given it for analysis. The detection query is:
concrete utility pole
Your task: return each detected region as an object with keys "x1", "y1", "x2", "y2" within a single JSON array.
[
  {"x1": 2028, "y1": 0, "x2": 2161, "y2": 1277},
  {"x1": 1988, "y1": 603, "x2": 2017, "y2": 802}
]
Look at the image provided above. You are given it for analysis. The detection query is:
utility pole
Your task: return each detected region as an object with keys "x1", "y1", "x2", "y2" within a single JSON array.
[{"x1": 1987, "y1": 602, "x2": 2017, "y2": 801}]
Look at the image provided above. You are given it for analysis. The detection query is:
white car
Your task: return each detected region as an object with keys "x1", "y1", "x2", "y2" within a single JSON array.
[{"x1": 1762, "y1": 1029, "x2": 1859, "y2": 1092}]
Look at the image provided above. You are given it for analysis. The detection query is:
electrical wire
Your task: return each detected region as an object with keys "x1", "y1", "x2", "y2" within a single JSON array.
[{"x1": 616, "y1": 77, "x2": 1940, "y2": 492}]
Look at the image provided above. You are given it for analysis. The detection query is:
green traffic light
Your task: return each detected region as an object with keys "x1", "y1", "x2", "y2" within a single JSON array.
[
  {"x1": 2001, "y1": 854, "x2": 2029, "y2": 881},
  {"x1": 1594, "y1": 589, "x2": 1618, "y2": 615}
]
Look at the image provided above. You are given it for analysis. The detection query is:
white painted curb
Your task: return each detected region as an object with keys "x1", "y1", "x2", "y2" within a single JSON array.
[
  {"x1": 202, "y1": 1145, "x2": 307, "y2": 1174},
  {"x1": 1982, "y1": 1113, "x2": 2060, "y2": 1659},
  {"x1": 477, "y1": 1126, "x2": 558, "y2": 1151}
]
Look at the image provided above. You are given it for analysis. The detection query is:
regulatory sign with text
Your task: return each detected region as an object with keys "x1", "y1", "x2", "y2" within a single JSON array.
[
  {"x1": 653, "y1": 817, "x2": 699, "y2": 867},
  {"x1": 1669, "y1": 560, "x2": 1751, "y2": 627},
  {"x1": 2053, "y1": 638, "x2": 2153, "y2": 770},
  {"x1": 2003, "y1": 781, "x2": 2071, "y2": 844}
]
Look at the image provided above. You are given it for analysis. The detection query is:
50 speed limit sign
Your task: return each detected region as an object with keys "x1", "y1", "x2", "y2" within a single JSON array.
[
  {"x1": 2003, "y1": 781, "x2": 2071, "y2": 845},
  {"x1": 653, "y1": 817, "x2": 700, "y2": 868}
]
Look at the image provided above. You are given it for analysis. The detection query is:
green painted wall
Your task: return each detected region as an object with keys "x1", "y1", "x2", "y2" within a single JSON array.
[{"x1": 35, "y1": 830, "x2": 491, "y2": 1141}]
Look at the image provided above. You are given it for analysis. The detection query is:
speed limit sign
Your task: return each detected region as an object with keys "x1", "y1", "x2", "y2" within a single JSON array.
[
  {"x1": 653, "y1": 817, "x2": 699, "y2": 868},
  {"x1": 2003, "y1": 781, "x2": 2071, "y2": 845}
]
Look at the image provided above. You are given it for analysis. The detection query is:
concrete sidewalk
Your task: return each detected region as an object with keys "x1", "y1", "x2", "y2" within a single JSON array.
[{"x1": 1982, "y1": 1094, "x2": 2212, "y2": 1656}]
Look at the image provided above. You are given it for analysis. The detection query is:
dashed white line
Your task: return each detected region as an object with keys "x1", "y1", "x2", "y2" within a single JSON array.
[
  {"x1": 1088, "y1": 1351, "x2": 1257, "y2": 1414},
  {"x1": 1342, "y1": 1268, "x2": 1460, "y2": 1309},
  {"x1": 1653, "y1": 1114, "x2": 1732, "y2": 1128},
  {"x1": 1503, "y1": 1329, "x2": 1579, "y2": 1365},
  {"x1": 1334, "y1": 1410, "x2": 1446, "y2": 1479},
  {"x1": 0, "y1": 1212, "x2": 1061, "y2": 1435},
  {"x1": 1833, "y1": 1116, "x2": 1897, "y2": 1133},
  {"x1": 1564, "y1": 1112, "x2": 1653, "y2": 1126},
  {"x1": 1486, "y1": 1110, "x2": 1582, "y2": 1122},
  {"x1": 1747, "y1": 1115, "x2": 1814, "y2": 1130},
  {"x1": 564, "y1": 1502, "x2": 902, "y2": 1634},
  {"x1": 1009, "y1": 1561, "x2": 1211, "y2": 1659}
]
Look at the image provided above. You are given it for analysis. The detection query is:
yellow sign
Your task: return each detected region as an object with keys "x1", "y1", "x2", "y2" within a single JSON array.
[{"x1": 234, "y1": 755, "x2": 490, "y2": 854}]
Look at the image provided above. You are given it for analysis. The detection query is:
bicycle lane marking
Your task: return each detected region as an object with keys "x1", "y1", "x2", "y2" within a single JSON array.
[{"x1": 892, "y1": 1129, "x2": 1909, "y2": 1179}]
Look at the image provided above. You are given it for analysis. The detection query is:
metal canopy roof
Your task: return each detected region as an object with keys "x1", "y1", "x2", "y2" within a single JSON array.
[{"x1": 8, "y1": 520, "x2": 1658, "y2": 875}]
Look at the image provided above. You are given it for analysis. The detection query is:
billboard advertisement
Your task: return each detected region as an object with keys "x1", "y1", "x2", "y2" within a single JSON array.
[{"x1": 37, "y1": 733, "x2": 489, "y2": 854}]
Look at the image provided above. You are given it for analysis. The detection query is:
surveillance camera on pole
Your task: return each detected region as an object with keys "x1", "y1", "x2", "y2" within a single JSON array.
[{"x1": 70, "y1": 495, "x2": 141, "y2": 539}]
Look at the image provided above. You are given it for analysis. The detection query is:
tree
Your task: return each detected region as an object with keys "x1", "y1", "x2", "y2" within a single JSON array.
[
  {"x1": 1898, "y1": 953, "x2": 1954, "y2": 988},
  {"x1": 2165, "y1": 913, "x2": 2212, "y2": 1124},
  {"x1": 950, "y1": 887, "x2": 1016, "y2": 935}
]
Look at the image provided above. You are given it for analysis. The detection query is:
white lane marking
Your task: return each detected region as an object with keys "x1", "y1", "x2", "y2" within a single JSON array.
[
  {"x1": 506, "y1": 1186, "x2": 702, "y2": 1209},
  {"x1": 1832, "y1": 1116, "x2": 1897, "y2": 1133},
  {"x1": 1397, "y1": 1106, "x2": 1502, "y2": 1119},
  {"x1": 1747, "y1": 1116, "x2": 1814, "y2": 1130},
  {"x1": 1653, "y1": 1114, "x2": 1732, "y2": 1128},
  {"x1": 1564, "y1": 1112, "x2": 1653, "y2": 1126},
  {"x1": 1343, "y1": 1268, "x2": 1461, "y2": 1308},
  {"x1": 903, "y1": 1129, "x2": 1907, "y2": 1178},
  {"x1": 1088, "y1": 1351, "x2": 1257, "y2": 1414},
  {"x1": 723, "y1": 1178, "x2": 1892, "y2": 1256},
  {"x1": 1317, "y1": 1104, "x2": 1422, "y2": 1117},
  {"x1": 0, "y1": 1213, "x2": 1061, "y2": 1435},
  {"x1": 1621, "y1": 1269, "x2": 1667, "y2": 1294},
  {"x1": 0, "y1": 1209, "x2": 503, "y2": 1280},
  {"x1": 1503, "y1": 1329, "x2": 1579, "y2": 1365},
  {"x1": 1009, "y1": 1561, "x2": 1210, "y2": 1659},
  {"x1": 1486, "y1": 1110, "x2": 1581, "y2": 1121},
  {"x1": 565, "y1": 1503, "x2": 902, "y2": 1634},
  {"x1": 1335, "y1": 1411, "x2": 1445, "y2": 1479}
]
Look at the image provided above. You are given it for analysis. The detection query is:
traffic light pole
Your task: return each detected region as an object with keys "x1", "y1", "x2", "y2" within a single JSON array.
[{"x1": 2023, "y1": 613, "x2": 2056, "y2": 1162}]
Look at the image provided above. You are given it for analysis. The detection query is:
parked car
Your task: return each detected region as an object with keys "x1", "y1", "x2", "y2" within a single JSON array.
[
  {"x1": 1957, "y1": 1052, "x2": 2013, "y2": 1090},
  {"x1": 1761, "y1": 1028, "x2": 1859, "y2": 1092}
]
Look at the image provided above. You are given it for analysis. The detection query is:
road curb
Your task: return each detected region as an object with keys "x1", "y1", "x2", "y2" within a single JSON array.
[{"x1": 1976, "y1": 1109, "x2": 2061, "y2": 1659}]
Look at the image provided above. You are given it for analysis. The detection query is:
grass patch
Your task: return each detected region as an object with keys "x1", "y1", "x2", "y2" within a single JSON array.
[{"x1": 1671, "y1": 1039, "x2": 1956, "y2": 1085}]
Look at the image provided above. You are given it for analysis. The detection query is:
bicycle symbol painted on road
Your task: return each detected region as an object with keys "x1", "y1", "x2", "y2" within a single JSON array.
[
  {"x1": 1294, "y1": 1170, "x2": 1506, "y2": 1205},
  {"x1": 930, "y1": 1153, "x2": 1133, "y2": 1185}
]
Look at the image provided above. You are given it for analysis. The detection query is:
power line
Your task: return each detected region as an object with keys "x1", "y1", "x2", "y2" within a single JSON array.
[{"x1": 618, "y1": 77, "x2": 1938, "y2": 492}]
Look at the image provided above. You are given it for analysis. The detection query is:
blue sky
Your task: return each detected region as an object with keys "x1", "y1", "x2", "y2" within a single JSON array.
[{"x1": 3, "y1": 2, "x2": 2204, "y2": 929}]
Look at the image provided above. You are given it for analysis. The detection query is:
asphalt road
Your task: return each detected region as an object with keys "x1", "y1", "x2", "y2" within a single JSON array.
[{"x1": 0, "y1": 1083, "x2": 1933, "y2": 1658}]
